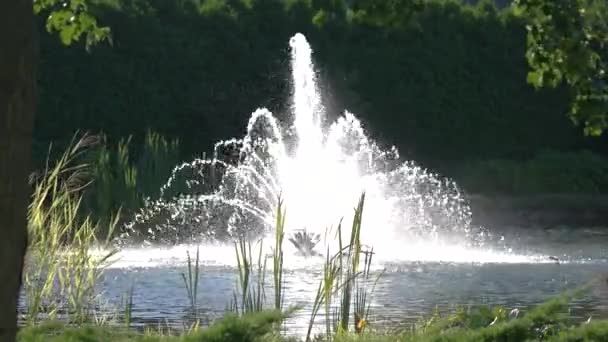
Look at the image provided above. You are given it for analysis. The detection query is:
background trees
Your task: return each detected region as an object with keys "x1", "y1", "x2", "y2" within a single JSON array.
[{"x1": 515, "y1": 0, "x2": 608, "y2": 135}]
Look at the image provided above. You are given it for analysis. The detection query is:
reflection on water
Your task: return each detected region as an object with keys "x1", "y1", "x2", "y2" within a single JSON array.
[
  {"x1": 97, "y1": 231, "x2": 608, "y2": 335},
  {"x1": 93, "y1": 32, "x2": 608, "y2": 335},
  {"x1": 98, "y1": 262, "x2": 608, "y2": 334}
]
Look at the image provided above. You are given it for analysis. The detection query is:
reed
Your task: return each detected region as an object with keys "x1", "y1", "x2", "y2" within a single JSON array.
[
  {"x1": 121, "y1": 286, "x2": 134, "y2": 328},
  {"x1": 273, "y1": 196, "x2": 286, "y2": 311},
  {"x1": 231, "y1": 195, "x2": 288, "y2": 316},
  {"x1": 305, "y1": 193, "x2": 382, "y2": 341},
  {"x1": 305, "y1": 246, "x2": 341, "y2": 342},
  {"x1": 180, "y1": 247, "x2": 201, "y2": 322},
  {"x1": 231, "y1": 238, "x2": 267, "y2": 315},
  {"x1": 335, "y1": 193, "x2": 365, "y2": 335},
  {"x1": 24, "y1": 133, "x2": 118, "y2": 324},
  {"x1": 85, "y1": 130, "x2": 180, "y2": 233},
  {"x1": 354, "y1": 247, "x2": 383, "y2": 334}
]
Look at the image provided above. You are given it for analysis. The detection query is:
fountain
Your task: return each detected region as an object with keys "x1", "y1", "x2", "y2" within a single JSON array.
[
  {"x1": 118, "y1": 33, "x2": 515, "y2": 264},
  {"x1": 100, "y1": 33, "x2": 608, "y2": 332}
]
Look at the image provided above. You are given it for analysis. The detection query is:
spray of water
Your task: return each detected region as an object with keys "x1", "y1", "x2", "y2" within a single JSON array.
[{"x1": 115, "y1": 33, "x2": 530, "y2": 265}]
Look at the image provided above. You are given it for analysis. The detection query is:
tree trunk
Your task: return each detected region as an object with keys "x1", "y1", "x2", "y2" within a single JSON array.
[{"x1": 0, "y1": 0, "x2": 37, "y2": 341}]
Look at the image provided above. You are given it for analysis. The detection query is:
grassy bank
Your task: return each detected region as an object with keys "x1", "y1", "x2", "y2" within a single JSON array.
[{"x1": 17, "y1": 293, "x2": 608, "y2": 341}]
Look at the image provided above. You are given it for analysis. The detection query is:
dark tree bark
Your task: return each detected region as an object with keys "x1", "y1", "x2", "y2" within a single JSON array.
[{"x1": 0, "y1": 0, "x2": 37, "y2": 341}]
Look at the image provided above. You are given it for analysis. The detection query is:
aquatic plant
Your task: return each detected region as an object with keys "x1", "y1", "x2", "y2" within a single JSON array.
[
  {"x1": 86, "y1": 130, "x2": 180, "y2": 232},
  {"x1": 289, "y1": 230, "x2": 322, "y2": 258},
  {"x1": 24, "y1": 133, "x2": 118, "y2": 324},
  {"x1": 354, "y1": 247, "x2": 382, "y2": 334},
  {"x1": 231, "y1": 238, "x2": 267, "y2": 315},
  {"x1": 273, "y1": 196, "x2": 286, "y2": 311},
  {"x1": 124, "y1": 287, "x2": 134, "y2": 328},
  {"x1": 180, "y1": 247, "x2": 201, "y2": 322},
  {"x1": 306, "y1": 246, "x2": 341, "y2": 342},
  {"x1": 306, "y1": 193, "x2": 382, "y2": 341}
]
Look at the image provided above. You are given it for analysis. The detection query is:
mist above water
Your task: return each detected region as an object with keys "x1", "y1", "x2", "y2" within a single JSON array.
[{"x1": 116, "y1": 33, "x2": 537, "y2": 265}]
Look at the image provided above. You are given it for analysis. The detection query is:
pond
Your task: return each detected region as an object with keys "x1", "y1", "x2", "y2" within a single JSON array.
[
  {"x1": 27, "y1": 32, "x2": 608, "y2": 337},
  {"x1": 97, "y1": 225, "x2": 608, "y2": 336}
]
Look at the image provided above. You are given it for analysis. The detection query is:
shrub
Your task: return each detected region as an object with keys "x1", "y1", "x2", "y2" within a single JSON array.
[
  {"x1": 34, "y1": 0, "x2": 606, "y2": 169},
  {"x1": 451, "y1": 150, "x2": 608, "y2": 194}
]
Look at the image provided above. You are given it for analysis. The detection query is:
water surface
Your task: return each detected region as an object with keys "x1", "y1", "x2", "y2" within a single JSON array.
[{"x1": 98, "y1": 226, "x2": 608, "y2": 335}]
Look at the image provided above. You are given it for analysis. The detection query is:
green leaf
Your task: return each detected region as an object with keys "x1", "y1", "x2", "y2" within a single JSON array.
[
  {"x1": 312, "y1": 9, "x2": 328, "y2": 28},
  {"x1": 527, "y1": 70, "x2": 544, "y2": 87},
  {"x1": 37, "y1": 0, "x2": 111, "y2": 49},
  {"x1": 521, "y1": 0, "x2": 608, "y2": 134},
  {"x1": 584, "y1": 125, "x2": 603, "y2": 136},
  {"x1": 59, "y1": 24, "x2": 76, "y2": 45}
]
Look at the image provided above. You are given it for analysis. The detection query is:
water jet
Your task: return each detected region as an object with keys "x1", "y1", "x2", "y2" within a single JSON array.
[
  {"x1": 120, "y1": 33, "x2": 487, "y2": 264},
  {"x1": 100, "y1": 33, "x2": 608, "y2": 334}
]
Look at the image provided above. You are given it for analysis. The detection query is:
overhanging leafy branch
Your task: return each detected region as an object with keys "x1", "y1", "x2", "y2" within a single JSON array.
[
  {"x1": 514, "y1": 0, "x2": 608, "y2": 135},
  {"x1": 34, "y1": 0, "x2": 111, "y2": 50}
]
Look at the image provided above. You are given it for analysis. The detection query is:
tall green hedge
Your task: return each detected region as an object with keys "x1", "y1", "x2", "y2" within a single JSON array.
[{"x1": 34, "y1": 0, "x2": 607, "y2": 169}]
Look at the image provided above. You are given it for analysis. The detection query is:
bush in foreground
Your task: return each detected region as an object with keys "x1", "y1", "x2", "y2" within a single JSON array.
[
  {"x1": 18, "y1": 310, "x2": 287, "y2": 342},
  {"x1": 17, "y1": 290, "x2": 608, "y2": 342}
]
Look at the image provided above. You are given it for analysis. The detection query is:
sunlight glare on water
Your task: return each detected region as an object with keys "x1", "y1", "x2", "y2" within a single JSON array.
[
  {"x1": 115, "y1": 33, "x2": 555, "y2": 266},
  {"x1": 104, "y1": 242, "x2": 553, "y2": 270}
]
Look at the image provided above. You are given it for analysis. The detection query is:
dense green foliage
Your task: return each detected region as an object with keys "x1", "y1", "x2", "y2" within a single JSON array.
[
  {"x1": 34, "y1": 0, "x2": 608, "y2": 171},
  {"x1": 452, "y1": 149, "x2": 608, "y2": 194},
  {"x1": 514, "y1": 0, "x2": 608, "y2": 136},
  {"x1": 82, "y1": 131, "x2": 180, "y2": 226},
  {"x1": 34, "y1": 0, "x2": 111, "y2": 49},
  {"x1": 35, "y1": 133, "x2": 608, "y2": 234},
  {"x1": 28, "y1": 132, "x2": 180, "y2": 230}
]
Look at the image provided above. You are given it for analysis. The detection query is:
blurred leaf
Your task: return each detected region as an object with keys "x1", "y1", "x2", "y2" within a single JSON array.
[
  {"x1": 515, "y1": 0, "x2": 608, "y2": 134},
  {"x1": 37, "y1": 0, "x2": 111, "y2": 49}
]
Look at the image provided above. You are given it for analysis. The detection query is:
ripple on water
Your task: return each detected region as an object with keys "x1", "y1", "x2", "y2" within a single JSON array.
[{"x1": 94, "y1": 251, "x2": 608, "y2": 335}]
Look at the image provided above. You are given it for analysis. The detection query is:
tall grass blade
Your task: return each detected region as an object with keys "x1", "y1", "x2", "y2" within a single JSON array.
[
  {"x1": 24, "y1": 132, "x2": 117, "y2": 325},
  {"x1": 180, "y1": 246, "x2": 201, "y2": 321},
  {"x1": 273, "y1": 196, "x2": 286, "y2": 311}
]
